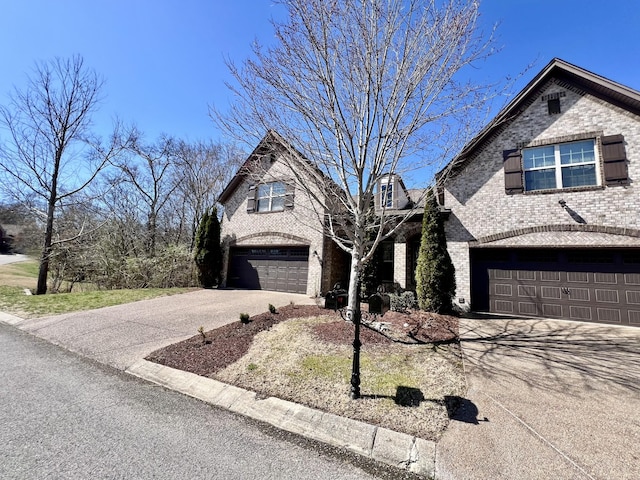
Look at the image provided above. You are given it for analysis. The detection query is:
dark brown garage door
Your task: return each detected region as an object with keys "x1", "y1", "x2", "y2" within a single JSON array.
[
  {"x1": 228, "y1": 246, "x2": 309, "y2": 294},
  {"x1": 471, "y1": 248, "x2": 640, "y2": 326}
]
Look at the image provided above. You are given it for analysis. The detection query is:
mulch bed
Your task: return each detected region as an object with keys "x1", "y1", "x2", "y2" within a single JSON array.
[{"x1": 146, "y1": 303, "x2": 459, "y2": 377}]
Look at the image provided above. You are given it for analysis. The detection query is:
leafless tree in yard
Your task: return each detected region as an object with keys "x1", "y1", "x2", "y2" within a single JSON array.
[
  {"x1": 172, "y1": 140, "x2": 244, "y2": 250},
  {"x1": 213, "y1": 1, "x2": 499, "y2": 319},
  {"x1": 0, "y1": 55, "x2": 125, "y2": 294},
  {"x1": 113, "y1": 130, "x2": 180, "y2": 257}
]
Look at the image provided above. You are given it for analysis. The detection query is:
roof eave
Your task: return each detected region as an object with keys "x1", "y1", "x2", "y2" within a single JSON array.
[{"x1": 437, "y1": 58, "x2": 640, "y2": 182}]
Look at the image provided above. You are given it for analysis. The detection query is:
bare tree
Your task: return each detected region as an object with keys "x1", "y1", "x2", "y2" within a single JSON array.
[
  {"x1": 173, "y1": 140, "x2": 243, "y2": 250},
  {"x1": 114, "y1": 131, "x2": 180, "y2": 257},
  {"x1": 0, "y1": 55, "x2": 122, "y2": 294},
  {"x1": 213, "y1": 0, "x2": 499, "y2": 398}
]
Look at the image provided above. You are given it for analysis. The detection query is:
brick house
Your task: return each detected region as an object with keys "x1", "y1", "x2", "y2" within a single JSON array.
[
  {"x1": 438, "y1": 58, "x2": 640, "y2": 326},
  {"x1": 219, "y1": 131, "x2": 346, "y2": 297},
  {"x1": 219, "y1": 131, "x2": 425, "y2": 297}
]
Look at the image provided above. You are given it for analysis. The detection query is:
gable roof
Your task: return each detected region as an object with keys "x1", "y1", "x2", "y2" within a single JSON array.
[
  {"x1": 219, "y1": 130, "x2": 294, "y2": 204},
  {"x1": 218, "y1": 130, "x2": 343, "y2": 205},
  {"x1": 438, "y1": 58, "x2": 640, "y2": 181}
]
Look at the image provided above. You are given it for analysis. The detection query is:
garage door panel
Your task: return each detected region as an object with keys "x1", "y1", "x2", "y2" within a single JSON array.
[
  {"x1": 518, "y1": 302, "x2": 539, "y2": 316},
  {"x1": 597, "y1": 308, "x2": 621, "y2": 323},
  {"x1": 518, "y1": 285, "x2": 536, "y2": 298},
  {"x1": 494, "y1": 299, "x2": 514, "y2": 313},
  {"x1": 542, "y1": 304, "x2": 563, "y2": 317},
  {"x1": 541, "y1": 286, "x2": 561, "y2": 299},
  {"x1": 626, "y1": 291, "x2": 640, "y2": 305},
  {"x1": 570, "y1": 305, "x2": 592, "y2": 321},
  {"x1": 595, "y1": 289, "x2": 619, "y2": 303},
  {"x1": 568, "y1": 287, "x2": 590, "y2": 301},
  {"x1": 625, "y1": 273, "x2": 640, "y2": 285},
  {"x1": 494, "y1": 284, "x2": 512, "y2": 296},
  {"x1": 472, "y1": 248, "x2": 640, "y2": 327},
  {"x1": 517, "y1": 270, "x2": 535, "y2": 281},
  {"x1": 567, "y1": 271, "x2": 589, "y2": 283},
  {"x1": 541, "y1": 271, "x2": 560, "y2": 282},
  {"x1": 493, "y1": 270, "x2": 512, "y2": 280},
  {"x1": 229, "y1": 247, "x2": 309, "y2": 294},
  {"x1": 594, "y1": 272, "x2": 617, "y2": 284}
]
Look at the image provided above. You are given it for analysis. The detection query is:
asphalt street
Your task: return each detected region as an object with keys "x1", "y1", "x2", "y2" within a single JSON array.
[{"x1": 0, "y1": 322, "x2": 412, "y2": 480}]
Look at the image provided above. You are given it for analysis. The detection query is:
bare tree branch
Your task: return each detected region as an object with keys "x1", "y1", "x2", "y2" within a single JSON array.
[
  {"x1": 212, "y1": 0, "x2": 502, "y2": 313},
  {"x1": 0, "y1": 55, "x2": 121, "y2": 294}
]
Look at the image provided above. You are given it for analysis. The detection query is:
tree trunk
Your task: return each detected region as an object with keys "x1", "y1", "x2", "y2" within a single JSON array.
[
  {"x1": 36, "y1": 200, "x2": 56, "y2": 295},
  {"x1": 146, "y1": 212, "x2": 157, "y2": 257}
]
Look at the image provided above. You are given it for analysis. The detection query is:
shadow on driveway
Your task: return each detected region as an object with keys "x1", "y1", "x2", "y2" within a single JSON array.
[{"x1": 459, "y1": 315, "x2": 640, "y2": 396}]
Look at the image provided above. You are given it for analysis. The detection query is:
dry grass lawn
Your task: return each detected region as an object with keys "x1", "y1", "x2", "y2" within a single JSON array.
[{"x1": 213, "y1": 315, "x2": 465, "y2": 441}]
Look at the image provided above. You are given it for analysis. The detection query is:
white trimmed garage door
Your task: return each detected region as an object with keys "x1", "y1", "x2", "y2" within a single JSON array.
[
  {"x1": 471, "y1": 248, "x2": 640, "y2": 326},
  {"x1": 228, "y1": 246, "x2": 309, "y2": 294}
]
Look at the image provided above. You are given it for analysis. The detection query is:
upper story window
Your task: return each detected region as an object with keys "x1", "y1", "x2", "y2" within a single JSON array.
[
  {"x1": 246, "y1": 179, "x2": 294, "y2": 213},
  {"x1": 257, "y1": 181, "x2": 286, "y2": 212},
  {"x1": 503, "y1": 134, "x2": 627, "y2": 195},
  {"x1": 381, "y1": 182, "x2": 393, "y2": 208},
  {"x1": 523, "y1": 139, "x2": 598, "y2": 191}
]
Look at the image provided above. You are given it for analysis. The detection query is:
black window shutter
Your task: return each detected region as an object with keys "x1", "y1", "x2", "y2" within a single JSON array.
[
  {"x1": 246, "y1": 184, "x2": 256, "y2": 212},
  {"x1": 284, "y1": 182, "x2": 295, "y2": 210},
  {"x1": 601, "y1": 134, "x2": 629, "y2": 185},
  {"x1": 503, "y1": 149, "x2": 524, "y2": 194}
]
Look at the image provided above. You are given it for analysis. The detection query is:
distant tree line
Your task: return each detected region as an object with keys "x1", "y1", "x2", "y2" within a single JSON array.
[{"x1": 0, "y1": 55, "x2": 241, "y2": 293}]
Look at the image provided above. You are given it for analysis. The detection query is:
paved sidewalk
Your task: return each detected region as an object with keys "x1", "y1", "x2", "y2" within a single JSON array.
[{"x1": 0, "y1": 253, "x2": 30, "y2": 266}]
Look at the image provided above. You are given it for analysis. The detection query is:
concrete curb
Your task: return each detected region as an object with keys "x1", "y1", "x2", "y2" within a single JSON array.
[
  {"x1": 0, "y1": 311, "x2": 25, "y2": 326},
  {"x1": 126, "y1": 359, "x2": 436, "y2": 478}
]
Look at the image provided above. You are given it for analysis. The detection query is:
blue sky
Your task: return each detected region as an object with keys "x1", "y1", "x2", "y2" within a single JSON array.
[{"x1": 1, "y1": 1, "x2": 639, "y2": 154}]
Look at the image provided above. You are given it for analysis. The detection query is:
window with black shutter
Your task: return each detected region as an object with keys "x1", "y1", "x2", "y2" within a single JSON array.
[
  {"x1": 503, "y1": 149, "x2": 524, "y2": 194},
  {"x1": 246, "y1": 185, "x2": 256, "y2": 212},
  {"x1": 247, "y1": 180, "x2": 293, "y2": 213},
  {"x1": 601, "y1": 134, "x2": 629, "y2": 185},
  {"x1": 284, "y1": 182, "x2": 295, "y2": 210}
]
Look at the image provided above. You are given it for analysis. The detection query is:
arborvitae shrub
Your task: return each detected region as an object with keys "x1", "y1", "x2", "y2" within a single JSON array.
[{"x1": 415, "y1": 191, "x2": 456, "y2": 313}]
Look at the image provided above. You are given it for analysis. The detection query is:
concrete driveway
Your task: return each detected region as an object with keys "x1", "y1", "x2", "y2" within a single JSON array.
[
  {"x1": 8, "y1": 289, "x2": 316, "y2": 370},
  {"x1": 436, "y1": 316, "x2": 640, "y2": 480}
]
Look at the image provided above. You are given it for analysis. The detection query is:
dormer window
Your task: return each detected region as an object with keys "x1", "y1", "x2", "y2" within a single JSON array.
[
  {"x1": 381, "y1": 182, "x2": 393, "y2": 208},
  {"x1": 376, "y1": 175, "x2": 410, "y2": 210}
]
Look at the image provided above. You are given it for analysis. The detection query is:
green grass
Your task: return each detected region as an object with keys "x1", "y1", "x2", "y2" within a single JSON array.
[
  {"x1": 300, "y1": 354, "x2": 354, "y2": 381},
  {"x1": 0, "y1": 259, "x2": 39, "y2": 288},
  {"x1": 0, "y1": 258, "x2": 196, "y2": 318},
  {"x1": 0, "y1": 285, "x2": 194, "y2": 318},
  {"x1": 299, "y1": 353, "x2": 420, "y2": 395}
]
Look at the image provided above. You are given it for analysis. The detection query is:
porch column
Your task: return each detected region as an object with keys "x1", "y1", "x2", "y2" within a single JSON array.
[{"x1": 394, "y1": 242, "x2": 407, "y2": 289}]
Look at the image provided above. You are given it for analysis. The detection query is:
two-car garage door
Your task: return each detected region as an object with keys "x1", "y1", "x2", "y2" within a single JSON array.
[
  {"x1": 228, "y1": 246, "x2": 309, "y2": 294},
  {"x1": 471, "y1": 248, "x2": 640, "y2": 326}
]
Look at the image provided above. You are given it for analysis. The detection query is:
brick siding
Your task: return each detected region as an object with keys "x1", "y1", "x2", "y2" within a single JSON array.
[
  {"x1": 444, "y1": 79, "x2": 640, "y2": 307},
  {"x1": 221, "y1": 154, "x2": 327, "y2": 297}
]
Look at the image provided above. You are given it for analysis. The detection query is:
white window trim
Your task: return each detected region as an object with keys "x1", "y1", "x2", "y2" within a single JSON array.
[
  {"x1": 523, "y1": 139, "x2": 601, "y2": 191},
  {"x1": 257, "y1": 181, "x2": 286, "y2": 212},
  {"x1": 381, "y1": 181, "x2": 393, "y2": 208}
]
